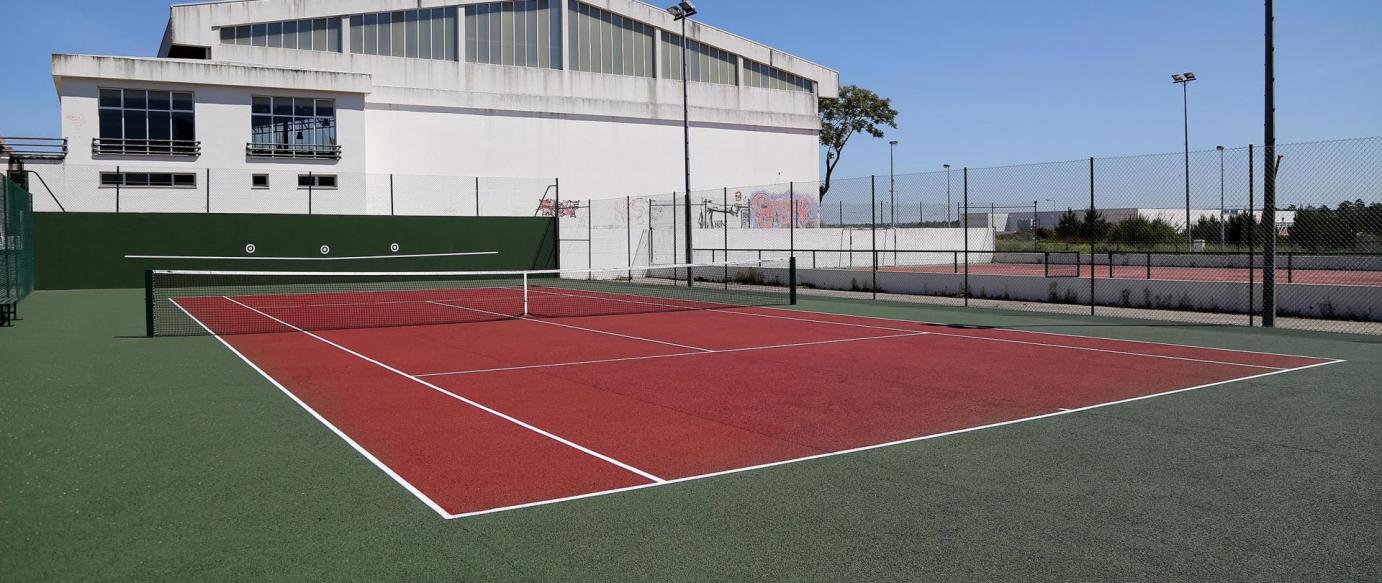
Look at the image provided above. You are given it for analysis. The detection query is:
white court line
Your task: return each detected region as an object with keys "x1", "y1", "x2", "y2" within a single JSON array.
[
  {"x1": 445, "y1": 357, "x2": 1345, "y2": 519},
  {"x1": 758, "y1": 305, "x2": 1338, "y2": 362},
  {"x1": 723, "y1": 310, "x2": 1291, "y2": 371},
  {"x1": 427, "y1": 300, "x2": 714, "y2": 353},
  {"x1": 222, "y1": 296, "x2": 667, "y2": 485},
  {"x1": 415, "y1": 332, "x2": 930, "y2": 378},
  {"x1": 168, "y1": 298, "x2": 453, "y2": 519},
  {"x1": 128, "y1": 251, "x2": 499, "y2": 261},
  {"x1": 524, "y1": 286, "x2": 1301, "y2": 371}
]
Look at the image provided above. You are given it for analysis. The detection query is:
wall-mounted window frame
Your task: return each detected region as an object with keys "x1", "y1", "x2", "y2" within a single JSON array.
[
  {"x1": 568, "y1": 1, "x2": 653, "y2": 77},
  {"x1": 297, "y1": 174, "x2": 338, "y2": 189},
  {"x1": 251, "y1": 174, "x2": 271, "y2": 189},
  {"x1": 99, "y1": 171, "x2": 198, "y2": 188},
  {"x1": 743, "y1": 59, "x2": 816, "y2": 94},
  {"x1": 351, "y1": 7, "x2": 458, "y2": 61},
  {"x1": 218, "y1": 17, "x2": 341, "y2": 52},
  {"x1": 95, "y1": 88, "x2": 199, "y2": 157},
  {"x1": 661, "y1": 31, "x2": 737, "y2": 86},
  {"x1": 248, "y1": 96, "x2": 341, "y2": 160},
  {"x1": 466, "y1": 1, "x2": 562, "y2": 69}
]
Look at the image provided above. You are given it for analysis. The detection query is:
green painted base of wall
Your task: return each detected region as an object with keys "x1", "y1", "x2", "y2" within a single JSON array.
[{"x1": 35, "y1": 213, "x2": 557, "y2": 290}]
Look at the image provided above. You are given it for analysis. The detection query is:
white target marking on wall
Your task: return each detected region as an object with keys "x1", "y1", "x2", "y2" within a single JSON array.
[
  {"x1": 320, "y1": 245, "x2": 331, "y2": 255},
  {"x1": 390, "y1": 243, "x2": 400, "y2": 253},
  {"x1": 244, "y1": 244, "x2": 257, "y2": 254}
]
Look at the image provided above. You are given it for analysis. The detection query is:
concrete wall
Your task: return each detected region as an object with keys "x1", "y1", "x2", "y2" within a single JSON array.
[{"x1": 787, "y1": 269, "x2": 1381, "y2": 323}]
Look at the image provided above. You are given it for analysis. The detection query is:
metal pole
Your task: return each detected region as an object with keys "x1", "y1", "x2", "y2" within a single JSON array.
[
  {"x1": 1219, "y1": 146, "x2": 1226, "y2": 246},
  {"x1": 1033, "y1": 200, "x2": 1039, "y2": 250},
  {"x1": 1249, "y1": 144, "x2": 1256, "y2": 326},
  {"x1": 1089, "y1": 157, "x2": 1096, "y2": 316},
  {"x1": 1262, "y1": 0, "x2": 1278, "y2": 327},
  {"x1": 554, "y1": 178, "x2": 561, "y2": 270},
  {"x1": 680, "y1": 17, "x2": 694, "y2": 285},
  {"x1": 945, "y1": 165, "x2": 952, "y2": 224},
  {"x1": 889, "y1": 142, "x2": 896, "y2": 225},
  {"x1": 789, "y1": 182, "x2": 796, "y2": 259},
  {"x1": 963, "y1": 168, "x2": 970, "y2": 307},
  {"x1": 587, "y1": 201, "x2": 593, "y2": 278},
  {"x1": 626, "y1": 195, "x2": 633, "y2": 280},
  {"x1": 115, "y1": 165, "x2": 121, "y2": 212},
  {"x1": 724, "y1": 187, "x2": 729, "y2": 289},
  {"x1": 1183, "y1": 80, "x2": 1192, "y2": 251},
  {"x1": 389, "y1": 173, "x2": 395, "y2": 216},
  {"x1": 475, "y1": 176, "x2": 480, "y2": 216},
  {"x1": 871, "y1": 175, "x2": 877, "y2": 300},
  {"x1": 206, "y1": 168, "x2": 211, "y2": 213},
  {"x1": 307, "y1": 170, "x2": 313, "y2": 215}
]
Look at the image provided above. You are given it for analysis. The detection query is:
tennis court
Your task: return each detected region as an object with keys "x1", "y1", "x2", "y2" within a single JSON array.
[{"x1": 154, "y1": 262, "x2": 1338, "y2": 518}]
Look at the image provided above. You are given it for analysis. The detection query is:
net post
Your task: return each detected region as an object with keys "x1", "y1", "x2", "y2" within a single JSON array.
[
  {"x1": 522, "y1": 272, "x2": 530, "y2": 316},
  {"x1": 144, "y1": 269, "x2": 155, "y2": 338},
  {"x1": 789, "y1": 256, "x2": 798, "y2": 305},
  {"x1": 553, "y1": 178, "x2": 561, "y2": 270}
]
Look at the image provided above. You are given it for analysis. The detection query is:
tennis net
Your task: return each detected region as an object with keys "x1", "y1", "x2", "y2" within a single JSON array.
[{"x1": 145, "y1": 258, "x2": 797, "y2": 336}]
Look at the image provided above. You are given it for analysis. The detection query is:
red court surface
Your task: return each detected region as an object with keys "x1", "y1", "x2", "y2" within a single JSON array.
[
  {"x1": 172, "y1": 289, "x2": 1340, "y2": 519},
  {"x1": 880, "y1": 263, "x2": 1382, "y2": 286}
]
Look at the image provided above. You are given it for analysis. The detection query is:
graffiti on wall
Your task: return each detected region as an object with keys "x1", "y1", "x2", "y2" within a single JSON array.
[
  {"x1": 747, "y1": 189, "x2": 820, "y2": 229},
  {"x1": 536, "y1": 199, "x2": 582, "y2": 218}
]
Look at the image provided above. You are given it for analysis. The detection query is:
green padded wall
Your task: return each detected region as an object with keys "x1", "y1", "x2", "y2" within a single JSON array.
[{"x1": 34, "y1": 213, "x2": 557, "y2": 290}]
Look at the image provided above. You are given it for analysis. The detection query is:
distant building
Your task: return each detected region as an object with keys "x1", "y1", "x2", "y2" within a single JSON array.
[{"x1": 31, "y1": 0, "x2": 838, "y2": 215}]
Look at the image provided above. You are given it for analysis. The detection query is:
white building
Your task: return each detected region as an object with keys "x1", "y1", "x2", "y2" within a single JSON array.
[{"x1": 34, "y1": 0, "x2": 838, "y2": 215}]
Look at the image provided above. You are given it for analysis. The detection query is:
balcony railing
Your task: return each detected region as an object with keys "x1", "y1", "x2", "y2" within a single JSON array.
[
  {"x1": 93, "y1": 138, "x2": 201, "y2": 157},
  {"x1": 245, "y1": 143, "x2": 342, "y2": 161},
  {"x1": 0, "y1": 137, "x2": 68, "y2": 160}
]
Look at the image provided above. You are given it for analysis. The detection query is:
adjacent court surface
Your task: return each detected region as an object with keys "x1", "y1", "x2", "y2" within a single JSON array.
[
  {"x1": 880, "y1": 262, "x2": 1382, "y2": 286},
  {"x1": 172, "y1": 285, "x2": 1337, "y2": 518}
]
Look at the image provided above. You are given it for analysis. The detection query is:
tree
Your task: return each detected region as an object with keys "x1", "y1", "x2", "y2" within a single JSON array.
[
  {"x1": 1082, "y1": 208, "x2": 1111, "y2": 242},
  {"x1": 818, "y1": 85, "x2": 898, "y2": 200},
  {"x1": 1110, "y1": 217, "x2": 1181, "y2": 246},
  {"x1": 1054, "y1": 209, "x2": 1083, "y2": 240}
]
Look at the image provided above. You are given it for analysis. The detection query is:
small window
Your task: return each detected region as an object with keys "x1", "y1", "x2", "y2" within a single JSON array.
[
  {"x1": 99, "y1": 172, "x2": 198, "y2": 188},
  {"x1": 251, "y1": 174, "x2": 270, "y2": 189},
  {"x1": 297, "y1": 174, "x2": 337, "y2": 189}
]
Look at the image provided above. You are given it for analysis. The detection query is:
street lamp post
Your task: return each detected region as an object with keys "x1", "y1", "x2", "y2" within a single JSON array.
[
  {"x1": 889, "y1": 141, "x2": 898, "y2": 226},
  {"x1": 943, "y1": 164, "x2": 952, "y2": 226},
  {"x1": 667, "y1": 1, "x2": 698, "y2": 282},
  {"x1": 1172, "y1": 72, "x2": 1197, "y2": 250},
  {"x1": 1217, "y1": 145, "x2": 1226, "y2": 247}
]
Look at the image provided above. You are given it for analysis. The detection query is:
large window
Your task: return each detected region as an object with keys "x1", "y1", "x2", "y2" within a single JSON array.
[
  {"x1": 466, "y1": 1, "x2": 562, "y2": 69},
  {"x1": 661, "y1": 32, "x2": 736, "y2": 86},
  {"x1": 248, "y1": 96, "x2": 340, "y2": 160},
  {"x1": 568, "y1": 2, "x2": 653, "y2": 77},
  {"x1": 219, "y1": 18, "x2": 342, "y2": 53},
  {"x1": 350, "y1": 8, "x2": 458, "y2": 60},
  {"x1": 744, "y1": 59, "x2": 816, "y2": 94},
  {"x1": 96, "y1": 88, "x2": 198, "y2": 156}
]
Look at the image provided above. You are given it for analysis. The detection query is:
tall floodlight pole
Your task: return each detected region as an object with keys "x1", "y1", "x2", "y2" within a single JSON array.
[
  {"x1": 1217, "y1": 145, "x2": 1226, "y2": 246},
  {"x1": 1263, "y1": 0, "x2": 1277, "y2": 327},
  {"x1": 943, "y1": 164, "x2": 952, "y2": 225},
  {"x1": 889, "y1": 141, "x2": 898, "y2": 225},
  {"x1": 1172, "y1": 72, "x2": 1197, "y2": 250},
  {"x1": 667, "y1": 1, "x2": 698, "y2": 283}
]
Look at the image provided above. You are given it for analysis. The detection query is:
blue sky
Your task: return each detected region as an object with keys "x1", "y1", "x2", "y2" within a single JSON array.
[{"x1": 1, "y1": 0, "x2": 1378, "y2": 179}]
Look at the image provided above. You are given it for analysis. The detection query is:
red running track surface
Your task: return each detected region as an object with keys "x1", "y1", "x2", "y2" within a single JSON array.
[{"x1": 173, "y1": 293, "x2": 1337, "y2": 518}]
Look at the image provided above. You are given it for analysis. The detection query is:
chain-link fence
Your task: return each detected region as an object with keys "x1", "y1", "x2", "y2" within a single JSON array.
[
  {"x1": 2, "y1": 174, "x2": 36, "y2": 325},
  {"x1": 25, "y1": 163, "x2": 558, "y2": 218},
  {"x1": 563, "y1": 137, "x2": 1381, "y2": 335}
]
